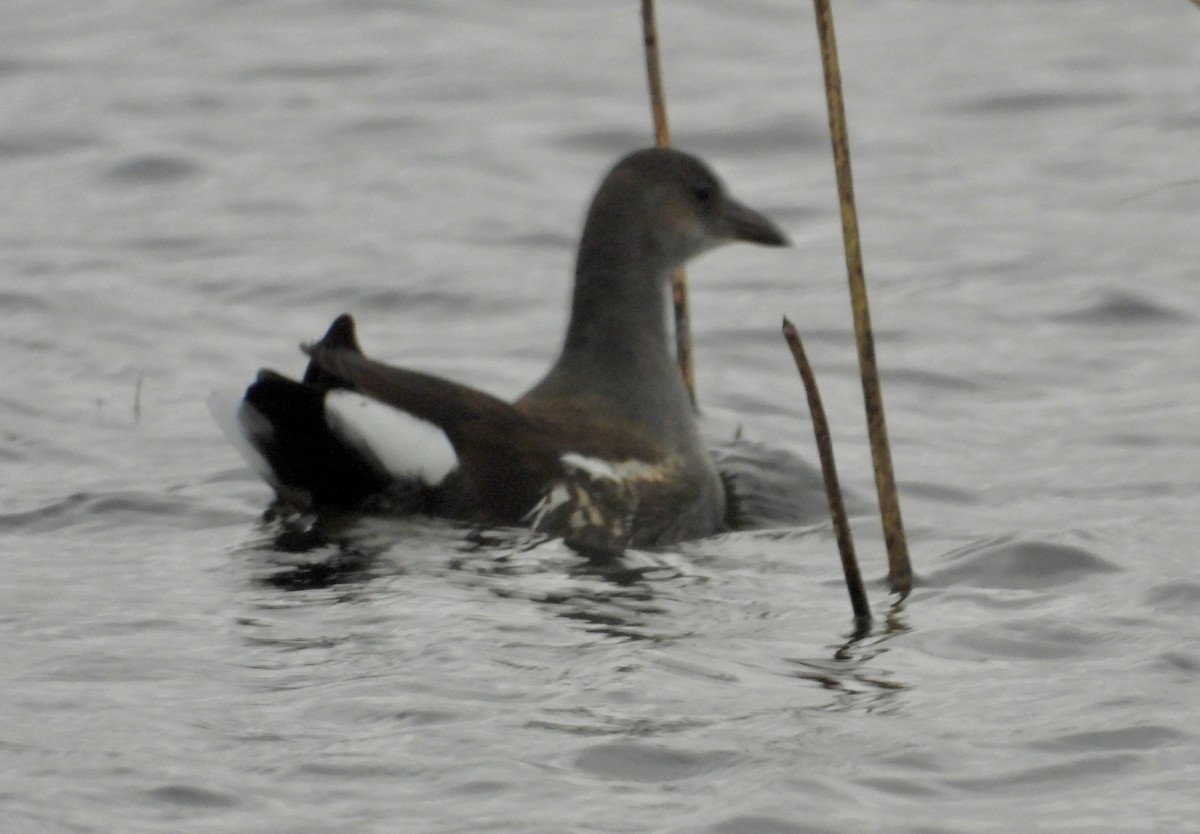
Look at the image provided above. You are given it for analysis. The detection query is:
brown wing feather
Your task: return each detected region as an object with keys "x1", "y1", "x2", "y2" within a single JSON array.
[{"x1": 304, "y1": 345, "x2": 668, "y2": 522}]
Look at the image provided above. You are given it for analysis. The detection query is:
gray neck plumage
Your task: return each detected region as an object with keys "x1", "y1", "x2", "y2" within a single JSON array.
[
  {"x1": 524, "y1": 208, "x2": 699, "y2": 448},
  {"x1": 565, "y1": 226, "x2": 672, "y2": 365}
]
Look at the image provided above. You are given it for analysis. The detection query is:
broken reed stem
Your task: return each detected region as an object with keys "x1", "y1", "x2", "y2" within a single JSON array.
[
  {"x1": 783, "y1": 317, "x2": 872, "y2": 632},
  {"x1": 640, "y1": 0, "x2": 697, "y2": 407},
  {"x1": 811, "y1": 0, "x2": 912, "y2": 595}
]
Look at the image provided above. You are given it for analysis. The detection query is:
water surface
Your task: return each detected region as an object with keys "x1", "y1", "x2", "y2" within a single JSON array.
[{"x1": 3, "y1": 1, "x2": 1199, "y2": 832}]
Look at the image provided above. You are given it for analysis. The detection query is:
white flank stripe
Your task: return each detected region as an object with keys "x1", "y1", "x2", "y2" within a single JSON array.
[
  {"x1": 324, "y1": 390, "x2": 458, "y2": 485},
  {"x1": 560, "y1": 452, "x2": 617, "y2": 480},
  {"x1": 560, "y1": 453, "x2": 659, "y2": 482}
]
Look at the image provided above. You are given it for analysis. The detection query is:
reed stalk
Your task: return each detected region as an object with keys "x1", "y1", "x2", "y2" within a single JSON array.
[
  {"x1": 811, "y1": 0, "x2": 912, "y2": 594},
  {"x1": 783, "y1": 317, "x2": 872, "y2": 631},
  {"x1": 640, "y1": 0, "x2": 697, "y2": 407}
]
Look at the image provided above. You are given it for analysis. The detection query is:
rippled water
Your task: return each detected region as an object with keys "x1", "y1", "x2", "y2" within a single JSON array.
[{"x1": 3, "y1": 1, "x2": 1199, "y2": 832}]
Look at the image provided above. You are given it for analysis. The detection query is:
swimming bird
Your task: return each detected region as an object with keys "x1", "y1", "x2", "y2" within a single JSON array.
[{"x1": 212, "y1": 147, "x2": 788, "y2": 555}]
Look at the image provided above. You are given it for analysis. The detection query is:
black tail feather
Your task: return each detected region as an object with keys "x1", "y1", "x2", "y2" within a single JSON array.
[
  {"x1": 244, "y1": 368, "x2": 391, "y2": 508},
  {"x1": 303, "y1": 314, "x2": 363, "y2": 388}
]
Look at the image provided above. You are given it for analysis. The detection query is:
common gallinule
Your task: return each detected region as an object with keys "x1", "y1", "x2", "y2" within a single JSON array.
[{"x1": 213, "y1": 147, "x2": 788, "y2": 554}]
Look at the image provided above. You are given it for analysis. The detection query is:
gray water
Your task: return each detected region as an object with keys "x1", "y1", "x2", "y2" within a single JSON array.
[{"x1": 3, "y1": 1, "x2": 1199, "y2": 832}]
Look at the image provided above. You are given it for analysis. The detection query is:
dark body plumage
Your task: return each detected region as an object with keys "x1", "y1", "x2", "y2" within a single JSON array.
[{"x1": 215, "y1": 148, "x2": 788, "y2": 554}]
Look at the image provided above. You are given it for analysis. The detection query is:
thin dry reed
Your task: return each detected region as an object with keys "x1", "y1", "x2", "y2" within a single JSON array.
[
  {"x1": 811, "y1": 0, "x2": 913, "y2": 593},
  {"x1": 640, "y1": 0, "x2": 697, "y2": 407}
]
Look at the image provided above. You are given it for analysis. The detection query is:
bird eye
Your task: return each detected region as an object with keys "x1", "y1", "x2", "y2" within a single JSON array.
[{"x1": 693, "y1": 183, "x2": 714, "y2": 203}]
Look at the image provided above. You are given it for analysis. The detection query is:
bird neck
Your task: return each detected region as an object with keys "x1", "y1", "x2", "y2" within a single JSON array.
[
  {"x1": 519, "y1": 192, "x2": 705, "y2": 453},
  {"x1": 564, "y1": 239, "x2": 672, "y2": 363},
  {"x1": 522, "y1": 220, "x2": 697, "y2": 444}
]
